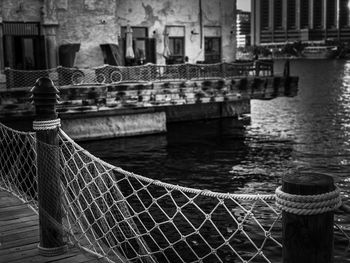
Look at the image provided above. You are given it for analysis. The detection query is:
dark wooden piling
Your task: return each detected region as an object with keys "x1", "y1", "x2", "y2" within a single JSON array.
[
  {"x1": 283, "y1": 59, "x2": 290, "y2": 77},
  {"x1": 255, "y1": 60, "x2": 260, "y2": 76},
  {"x1": 31, "y1": 77, "x2": 67, "y2": 256},
  {"x1": 281, "y1": 172, "x2": 335, "y2": 263}
]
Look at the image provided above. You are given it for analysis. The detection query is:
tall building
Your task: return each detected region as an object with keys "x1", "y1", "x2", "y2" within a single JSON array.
[
  {"x1": 237, "y1": 9, "x2": 251, "y2": 47},
  {"x1": 251, "y1": 0, "x2": 350, "y2": 45}
]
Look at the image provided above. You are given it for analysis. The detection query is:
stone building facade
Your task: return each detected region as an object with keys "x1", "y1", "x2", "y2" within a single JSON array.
[{"x1": 0, "y1": 0, "x2": 236, "y2": 80}]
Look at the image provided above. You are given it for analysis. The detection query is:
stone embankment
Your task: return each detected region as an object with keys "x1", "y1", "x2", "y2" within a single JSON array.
[{"x1": 0, "y1": 76, "x2": 298, "y2": 140}]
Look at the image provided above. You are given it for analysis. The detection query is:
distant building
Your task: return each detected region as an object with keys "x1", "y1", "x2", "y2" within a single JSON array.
[
  {"x1": 236, "y1": 9, "x2": 251, "y2": 47},
  {"x1": 251, "y1": 0, "x2": 350, "y2": 45},
  {"x1": 0, "y1": 0, "x2": 237, "y2": 82}
]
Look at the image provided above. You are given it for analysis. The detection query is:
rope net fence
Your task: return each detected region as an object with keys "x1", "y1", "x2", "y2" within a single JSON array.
[
  {"x1": 4, "y1": 61, "x2": 274, "y2": 89},
  {"x1": 59, "y1": 129, "x2": 281, "y2": 263},
  {"x1": 0, "y1": 122, "x2": 349, "y2": 262},
  {"x1": 0, "y1": 122, "x2": 37, "y2": 209}
]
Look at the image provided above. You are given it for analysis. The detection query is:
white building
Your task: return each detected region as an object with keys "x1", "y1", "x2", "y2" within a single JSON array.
[{"x1": 236, "y1": 9, "x2": 250, "y2": 47}]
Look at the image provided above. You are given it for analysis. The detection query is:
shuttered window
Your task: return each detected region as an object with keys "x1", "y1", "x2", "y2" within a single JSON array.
[
  {"x1": 3, "y1": 22, "x2": 40, "y2": 36},
  {"x1": 3, "y1": 22, "x2": 46, "y2": 70}
]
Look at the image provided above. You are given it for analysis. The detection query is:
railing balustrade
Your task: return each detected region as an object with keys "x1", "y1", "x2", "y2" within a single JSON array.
[
  {"x1": 4, "y1": 60, "x2": 274, "y2": 89},
  {"x1": 0, "y1": 77, "x2": 349, "y2": 263}
]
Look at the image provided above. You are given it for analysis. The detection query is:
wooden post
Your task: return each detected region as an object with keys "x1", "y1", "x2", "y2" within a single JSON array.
[
  {"x1": 31, "y1": 77, "x2": 67, "y2": 256},
  {"x1": 283, "y1": 59, "x2": 290, "y2": 77},
  {"x1": 185, "y1": 62, "x2": 190, "y2": 80},
  {"x1": 270, "y1": 60, "x2": 274, "y2": 76},
  {"x1": 282, "y1": 172, "x2": 335, "y2": 263},
  {"x1": 221, "y1": 61, "x2": 227, "y2": 79},
  {"x1": 254, "y1": 60, "x2": 260, "y2": 76}
]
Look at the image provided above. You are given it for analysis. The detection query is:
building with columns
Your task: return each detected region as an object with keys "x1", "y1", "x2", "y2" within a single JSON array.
[
  {"x1": 237, "y1": 9, "x2": 251, "y2": 47},
  {"x1": 0, "y1": 0, "x2": 236, "y2": 86},
  {"x1": 251, "y1": 0, "x2": 350, "y2": 45}
]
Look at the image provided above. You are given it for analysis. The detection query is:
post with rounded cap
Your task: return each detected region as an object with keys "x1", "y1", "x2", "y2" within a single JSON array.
[
  {"x1": 277, "y1": 172, "x2": 340, "y2": 263},
  {"x1": 31, "y1": 77, "x2": 67, "y2": 256}
]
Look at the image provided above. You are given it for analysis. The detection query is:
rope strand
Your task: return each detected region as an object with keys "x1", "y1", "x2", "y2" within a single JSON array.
[
  {"x1": 33, "y1": 119, "x2": 61, "y2": 131},
  {"x1": 275, "y1": 186, "x2": 342, "y2": 215}
]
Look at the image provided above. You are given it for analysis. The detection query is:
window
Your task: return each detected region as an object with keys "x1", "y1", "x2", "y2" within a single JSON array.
[
  {"x1": 287, "y1": 0, "x2": 296, "y2": 29},
  {"x1": 274, "y1": 0, "x2": 283, "y2": 29},
  {"x1": 326, "y1": 0, "x2": 336, "y2": 28},
  {"x1": 314, "y1": 1, "x2": 323, "y2": 28},
  {"x1": 261, "y1": 0, "x2": 270, "y2": 30},
  {"x1": 300, "y1": 0, "x2": 309, "y2": 28},
  {"x1": 167, "y1": 37, "x2": 185, "y2": 64},
  {"x1": 3, "y1": 22, "x2": 46, "y2": 70},
  {"x1": 340, "y1": 0, "x2": 350, "y2": 27},
  {"x1": 121, "y1": 26, "x2": 156, "y2": 65},
  {"x1": 204, "y1": 37, "x2": 221, "y2": 63}
]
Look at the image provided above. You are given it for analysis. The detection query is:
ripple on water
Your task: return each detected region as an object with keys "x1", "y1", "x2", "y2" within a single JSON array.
[{"x1": 81, "y1": 60, "x2": 350, "y2": 262}]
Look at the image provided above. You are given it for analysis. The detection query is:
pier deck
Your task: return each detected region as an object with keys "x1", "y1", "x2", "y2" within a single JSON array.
[{"x1": 0, "y1": 190, "x2": 104, "y2": 263}]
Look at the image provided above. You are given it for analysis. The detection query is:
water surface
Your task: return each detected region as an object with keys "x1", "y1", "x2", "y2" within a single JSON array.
[
  {"x1": 81, "y1": 59, "x2": 350, "y2": 261},
  {"x1": 82, "y1": 60, "x2": 350, "y2": 192}
]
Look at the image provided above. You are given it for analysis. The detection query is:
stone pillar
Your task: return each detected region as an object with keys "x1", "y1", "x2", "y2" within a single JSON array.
[
  {"x1": 296, "y1": 0, "x2": 301, "y2": 30},
  {"x1": 282, "y1": 0, "x2": 288, "y2": 29},
  {"x1": 0, "y1": 8, "x2": 6, "y2": 89},
  {"x1": 323, "y1": 0, "x2": 327, "y2": 29},
  {"x1": 282, "y1": 0, "x2": 288, "y2": 40},
  {"x1": 348, "y1": 0, "x2": 350, "y2": 27},
  {"x1": 269, "y1": 0, "x2": 274, "y2": 42},
  {"x1": 0, "y1": 19, "x2": 3, "y2": 71},
  {"x1": 269, "y1": 0, "x2": 274, "y2": 30},
  {"x1": 218, "y1": 0, "x2": 236, "y2": 62},
  {"x1": 309, "y1": 0, "x2": 314, "y2": 29},
  {"x1": 336, "y1": 0, "x2": 340, "y2": 29},
  {"x1": 336, "y1": 0, "x2": 340, "y2": 41},
  {"x1": 42, "y1": 0, "x2": 59, "y2": 68},
  {"x1": 251, "y1": 0, "x2": 260, "y2": 45},
  {"x1": 43, "y1": 26, "x2": 59, "y2": 68}
]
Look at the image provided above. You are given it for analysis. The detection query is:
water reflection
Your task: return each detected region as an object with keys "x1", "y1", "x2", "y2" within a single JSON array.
[
  {"x1": 82, "y1": 60, "x2": 350, "y2": 193},
  {"x1": 81, "y1": 59, "x2": 350, "y2": 262}
]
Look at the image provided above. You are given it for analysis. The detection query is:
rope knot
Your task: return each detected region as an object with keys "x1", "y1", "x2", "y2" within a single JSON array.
[
  {"x1": 33, "y1": 118, "x2": 61, "y2": 131},
  {"x1": 275, "y1": 186, "x2": 342, "y2": 215}
]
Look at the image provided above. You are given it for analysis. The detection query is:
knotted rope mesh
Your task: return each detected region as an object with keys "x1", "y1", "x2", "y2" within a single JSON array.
[
  {"x1": 59, "y1": 129, "x2": 282, "y2": 263},
  {"x1": 0, "y1": 122, "x2": 37, "y2": 209},
  {"x1": 0, "y1": 122, "x2": 349, "y2": 262},
  {"x1": 4, "y1": 61, "x2": 274, "y2": 89}
]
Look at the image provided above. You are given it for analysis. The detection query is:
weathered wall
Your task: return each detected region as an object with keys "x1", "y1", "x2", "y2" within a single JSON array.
[
  {"x1": 1, "y1": 0, "x2": 42, "y2": 22},
  {"x1": 0, "y1": 0, "x2": 236, "y2": 68},
  {"x1": 61, "y1": 111, "x2": 167, "y2": 140},
  {"x1": 56, "y1": 0, "x2": 119, "y2": 67},
  {"x1": 116, "y1": 0, "x2": 236, "y2": 64}
]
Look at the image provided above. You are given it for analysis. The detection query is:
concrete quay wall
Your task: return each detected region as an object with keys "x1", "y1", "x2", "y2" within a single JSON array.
[{"x1": 0, "y1": 76, "x2": 298, "y2": 140}]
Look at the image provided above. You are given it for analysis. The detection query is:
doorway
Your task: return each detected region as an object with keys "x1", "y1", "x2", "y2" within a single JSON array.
[
  {"x1": 3, "y1": 22, "x2": 47, "y2": 70},
  {"x1": 204, "y1": 37, "x2": 221, "y2": 63}
]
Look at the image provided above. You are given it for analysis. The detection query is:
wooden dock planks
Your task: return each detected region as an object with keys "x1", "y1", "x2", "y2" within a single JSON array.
[{"x1": 0, "y1": 190, "x2": 106, "y2": 263}]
